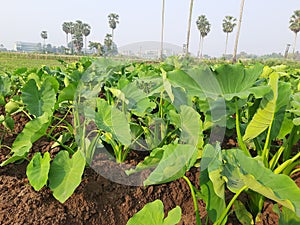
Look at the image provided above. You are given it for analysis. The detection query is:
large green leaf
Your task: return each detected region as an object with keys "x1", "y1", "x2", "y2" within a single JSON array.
[
  {"x1": 233, "y1": 200, "x2": 254, "y2": 225},
  {"x1": 57, "y1": 83, "x2": 77, "y2": 104},
  {"x1": 26, "y1": 152, "x2": 51, "y2": 191},
  {"x1": 108, "y1": 82, "x2": 156, "y2": 116},
  {"x1": 143, "y1": 106, "x2": 202, "y2": 185},
  {"x1": 162, "y1": 69, "x2": 174, "y2": 102},
  {"x1": 167, "y1": 63, "x2": 269, "y2": 101},
  {"x1": 48, "y1": 150, "x2": 86, "y2": 203},
  {"x1": 126, "y1": 199, "x2": 181, "y2": 225},
  {"x1": 125, "y1": 148, "x2": 164, "y2": 176},
  {"x1": 166, "y1": 68, "x2": 206, "y2": 99},
  {"x1": 1, "y1": 113, "x2": 50, "y2": 166},
  {"x1": 95, "y1": 99, "x2": 131, "y2": 146},
  {"x1": 179, "y1": 105, "x2": 202, "y2": 146},
  {"x1": 273, "y1": 205, "x2": 300, "y2": 225},
  {"x1": 290, "y1": 92, "x2": 300, "y2": 125},
  {"x1": 144, "y1": 144, "x2": 197, "y2": 185},
  {"x1": 172, "y1": 86, "x2": 190, "y2": 110},
  {"x1": 222, "y1": 149, "x2": 300, "y2": 216},
  {"x1": 214, "y1": 63, "x2": 265, "y2": 100},
  {"x1": 22, "y1": 79, "x2": 56, "y2": 117},
  {"x1": 243, "y1": 73, "x2": 291, "y2": 141},
  {"x1": 270, "y1": 81, "x2": 291, "y2": 139},
  {"x1": 0, "y1": 76, "x2": 11, "y2": 105},
  {"x1": 243, "y1": 73, "x2": 278, "y2": 141},
  {"x1": 200, "y1": 144, "x2": 226, "y2": 222}
]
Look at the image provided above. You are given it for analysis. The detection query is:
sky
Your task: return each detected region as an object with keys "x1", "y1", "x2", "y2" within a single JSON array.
[{"x1": 0, "y1": 0, "x2": 299, "y2": 57}]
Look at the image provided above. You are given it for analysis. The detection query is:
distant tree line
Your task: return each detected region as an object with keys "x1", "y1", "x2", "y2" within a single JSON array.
[
  {"x1": 60, "y1": 13, "x2": 119, "y2": 56},
  {"x1": 37, "y1": 13, "x2": 119, "y2": 55},
  {"x1": 62, "y1": 20, "x2": 92, "y2": 54},
  {"x1": 160, "y1": 0, "x2": 299, "y2": 61},
  {"x1": 36, "y1": 3, "x2": 299, "y2": 60}
]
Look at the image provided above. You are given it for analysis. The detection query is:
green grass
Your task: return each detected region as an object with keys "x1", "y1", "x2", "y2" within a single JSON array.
[{"x1": 0, "y1": 52, "x2": 82, "y2": 72}]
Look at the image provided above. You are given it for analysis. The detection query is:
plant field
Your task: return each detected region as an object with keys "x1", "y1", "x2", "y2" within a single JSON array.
[
  {"x1": 1, "y1": 56, "x2": 300, "y2": 224},
  {"x1": 0, "y1": 52, "x2": 82, "y2": 71}
]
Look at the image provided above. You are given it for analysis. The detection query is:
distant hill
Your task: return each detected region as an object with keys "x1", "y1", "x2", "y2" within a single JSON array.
[{"x1": 118, "y1": 41, "x2": 183, "y2": 58}]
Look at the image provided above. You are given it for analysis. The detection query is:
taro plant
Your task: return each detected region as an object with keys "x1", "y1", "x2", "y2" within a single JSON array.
[
  {"x1": 0, "y1": 74, "x2": 15, "y2": 135},
  {"x1": 126, "y1": 199, "x2": 181, "y2": 225},
  {"x1": 74, "y1": 59, "x2": 138, "y2": 163},
  {"x1": 196, "y1": 65, "x2": 300, "y2": 224},
  {"x1": 75, "y1": 59, "x2": 186, "y2": 164},
  {"x1": 0, "y1": 74, "x2": 11, "y2": 105},
  {"x1": 126, "y1": 62, "x2": 300, "y2": 224},
  {"x1": 0, "y1": 61, "x2": 92, "y2": 203},
  {"x1": 200, "y1": 144, "x2": 300, "y2": 225},
  {"x1": 126, "y1": 103, "x2": 204, "y2": 224}
]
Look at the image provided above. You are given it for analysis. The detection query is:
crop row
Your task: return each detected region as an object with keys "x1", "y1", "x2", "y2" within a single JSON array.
[{"x1": 1, "y1": 57, "x2": 300, "y2": 224}]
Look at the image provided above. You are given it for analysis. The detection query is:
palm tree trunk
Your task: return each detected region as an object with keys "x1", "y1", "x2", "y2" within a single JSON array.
[
  {"x1": 200, "y1": 36, "x2": 204, "y2": 59},
  {"x1": 66, "y1": 34, "x2": 69, "y2": 54},
  {"x1": 85, "y1": 36, "x2": 87, "y2": 55},
  {"x1": 293, "y1": 32, "x2": 298, "y2": 54},
  {"x1": 224, "y1": 32, "x2": 229, "y2": 56},
  {"x1": 71, "y1": 34, "x2": 74, "y2": 54},
  {"x1": 43, "y1": 39, "x2": 46, "y2": 53},
  {"x1": 197, "y1": 34, "x2": 202, "y2": 58},
  {"x1": 66, "y1": 33, "x2": 69, "y2": 48},
  {"x1": 112, "y1": 29, "x2": 114, "y2": 43},
  {"x1": 160, "y1": 0, "x2": 165, "y2": 60},
  {"x1": 185, "y1": 0, "x2": 194, "y2": 57},
  {"x1": 232, "y1": 0, "x2": 245, "y2": 63}
]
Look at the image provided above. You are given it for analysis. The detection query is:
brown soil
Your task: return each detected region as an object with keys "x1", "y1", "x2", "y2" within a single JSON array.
[{"x1": 0, "y1": 109, "x2": 298, "y2": 225}]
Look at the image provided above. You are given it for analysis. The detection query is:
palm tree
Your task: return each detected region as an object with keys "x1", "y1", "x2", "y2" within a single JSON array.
[
  {"x1": 104, "y1": 33, "x2": 113, "y2": 51},
  {"x1": 160, "y1": 0, "x2": 166, "y2": 60},
  {"x1": 69, "y1": 22, "x2": 75, "y2": 54},
  {"x1": 89, "y1": 41, "x2": 102, "y2": 56},
  {"x1": 73, "y1": 20, "x2": 84, "y2": 53},
  {"x1": 284, "y1": 43, "x2": 291, "y2": 58},
  {"x1": 185, "y1": 0, "x2": 194, "y2": 56},
  {"x1": 40, "y1": 31, "x2": 48, "y2": 53},
  {"x1": 289, "y1": 10, "x2": 300, "y2": 54},
  {"x1": 82, "y1": 23, "x2": 91, "y2": 54},
  {"x1": 232, "y1": 0, "x2": 245, "y2": 63},
  {"x1": 62, "y1": 22, "x2": 71, "y2": 48},
  {"x1": 196, "y1": 15, "x2": 211, "y2": 58},
  {"x1": 108, "y1": 13, "x2": 119, "y2": 43},
  {"x1": 222, "y1": 16, "x2": 237, "y2": 56}
]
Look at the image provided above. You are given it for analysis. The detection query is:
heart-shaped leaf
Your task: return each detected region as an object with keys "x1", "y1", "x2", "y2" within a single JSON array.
[
  {"x1": 126, "y1": 199, "x2": 181, "y2": 225},
  {"x1": 1, "y1": 113, "x2": 50, "y2": 166},
  {"x1": 48, "y1": 150, "x2": 86, "y2": 203},
  {"x1": 26, "y1": 152, "x2": 51, "y2": 191},
  {"x1": 22, "y1": 79, "x2": 56, "y2": 117}
]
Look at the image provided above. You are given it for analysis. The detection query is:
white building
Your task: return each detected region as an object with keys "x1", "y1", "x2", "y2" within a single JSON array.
[{"x1": 14, "y1": 42, "x2": 42, "y2": 52}]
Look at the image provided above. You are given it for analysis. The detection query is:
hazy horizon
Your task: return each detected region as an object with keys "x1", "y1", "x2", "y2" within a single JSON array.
[{"x1": 0, "y1": 0, "x2": 299, "y2": 57}]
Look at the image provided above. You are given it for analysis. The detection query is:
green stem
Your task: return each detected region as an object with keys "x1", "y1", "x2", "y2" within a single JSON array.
[
  {"x1": 262, "y1": 121, "x2": 273, "y2": 167},
  {"x1": 46, "y1": 134, "x2": 74, "y2": 154},
  {"x1": 253, "y1": 138, "x2": 262, "y2": 155},
  {"x1": 215, "y1": 185, "x2": 248, "y2": 225},
  {"x1": 0, "y1": 145, "x2": 12, "y2": 150},
  {"x1": 183, "y1": 175, "x2": 202, "y2": 225},
  {"x1": 274, "y1": 151, "x2": 300, "y2": 174},
  {"x1": 235, "y1": 100, "x2": 250, "y2": 156},
  {"x1": 85, "y1": 132, "x2": 101, "y2": 165},
  {"x1": 49, "y1": 107, "x2": 72, "y2": 135},
  {"x1": 22, "y1": 110, "x2": 33, "y2": 120},
  {"x1": 290, "y1": 166, "x2": 300, "y2": 176},
  {"x1": 269, "y1": 145, "x2": 285, "y2": 171},
  {"x1": 130, "y1": 127, "x2": 148, "y2": 150},
  {"x1": 103, "y1": 133, "x2": 125, "y2": 163},
  {"x1": 283, "y1": 125, "x2": 299, "y2": 161},
  {"x1": 159, "y1": 93, "x2": 163, "y2": 119}
]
